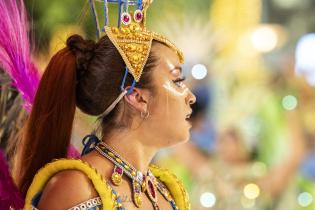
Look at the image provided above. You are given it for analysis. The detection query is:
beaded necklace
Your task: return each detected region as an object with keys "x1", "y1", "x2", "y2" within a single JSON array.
[{"x1": 95, "y1": 142, "x2": 178, "y2": 210}]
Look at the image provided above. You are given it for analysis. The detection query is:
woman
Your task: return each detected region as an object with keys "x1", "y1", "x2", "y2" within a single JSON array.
[{"x1": 15, "y1": 0, "x2": 196, "y2": 209}]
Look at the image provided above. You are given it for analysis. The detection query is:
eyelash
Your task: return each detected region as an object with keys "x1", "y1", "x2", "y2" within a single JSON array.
[{"x1": 173, "y1": 76, "x2": 186, "y2": 87}]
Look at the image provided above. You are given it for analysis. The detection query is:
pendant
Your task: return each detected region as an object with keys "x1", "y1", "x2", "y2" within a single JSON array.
[
  {"x1": 132, "y1": 180, "x2": 143, "y2": 207},
  {"x1": 144, "y1": 173, "x2": 158, "y2": 204},
  {"x1": 111, "y1": 165, "x2": 123, "y2": 186}
]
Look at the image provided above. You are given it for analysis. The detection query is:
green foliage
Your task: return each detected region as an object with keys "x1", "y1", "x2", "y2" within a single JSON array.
[{"x1": 25, "y1": 0, "x2": 211, "y2": 49}]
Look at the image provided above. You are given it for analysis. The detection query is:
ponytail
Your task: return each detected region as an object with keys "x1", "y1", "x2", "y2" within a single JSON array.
[{"x1": 16, "y1": 47, "x2": 77, "y2": 196}]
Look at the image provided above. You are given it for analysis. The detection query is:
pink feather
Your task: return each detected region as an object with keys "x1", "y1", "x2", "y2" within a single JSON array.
[
  {"x1": 0, "y1": 0, "x2": 40, "y2": 112},
  {"x1": 0, "y1": 1, "x2": 81, "y2": 206},
  {"x1": 0, "y1": 150, "x2": 24, "y2": 209},
  {"x1": 0, "y1": 0, "x2": 80, "y2": 157}
]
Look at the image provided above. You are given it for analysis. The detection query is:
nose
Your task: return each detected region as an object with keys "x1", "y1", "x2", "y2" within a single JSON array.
[{"x1": 186, "y1": 89, "x2": 196, "y2": 105}]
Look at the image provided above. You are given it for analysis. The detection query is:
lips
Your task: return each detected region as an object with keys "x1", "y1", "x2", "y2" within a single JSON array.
[
  {"x1": 185, "y1": 114, "x2": 191, "y2": 120},
  {"x1": 185, "y1": 113, "x2": 193, "y2": 128},
  {"x1": 185, "y1": 111, "x2": 192, "y2": 121}
]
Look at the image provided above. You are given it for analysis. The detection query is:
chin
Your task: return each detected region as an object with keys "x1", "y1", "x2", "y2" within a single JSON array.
[
  {"x1": 182, "y1": 135, "x2": 191, "y2": 143},
  {"x1": 179, "y1": 125, "x2": 192, "y2": 142},
  {"x1": 177, "y1": 132, "x2": 191, "y2": 145},
  {"x1": 162, "y1": 134, "x2": 189, "y2": 148},
  {"x1": 162, "y1": 124, "x2": 191, "y2": 146}
]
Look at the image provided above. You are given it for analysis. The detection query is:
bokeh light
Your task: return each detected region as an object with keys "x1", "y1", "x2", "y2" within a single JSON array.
[
  {"x1": 200, "y1": 192, "x2": 216, "y2": 208},
  {"x1": 243, "y1": 183, "x2": 260, "y2": 199},
  {"x1": 282, "y1": 95, "x2": 298, "y2": 111},
  {"x1": 251, "y1": 25, "x2": 278, "y2": 53},
  {"x1": 295, "y1": 33, "x2": 315, "y2": 86},
  {"x1": 297, "y1": 192, "x2": 313, "y2": 207},
  {"x1": 191, "y1": 64, "x2": 208, "y2": 80}
]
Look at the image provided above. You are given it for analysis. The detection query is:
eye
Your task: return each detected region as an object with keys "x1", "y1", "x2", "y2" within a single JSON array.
[
  {"x1": 171, "y1": 69, "x2": 181, "y2": 78},
  {"x1": 173, "y1": 76, "x2": 186, "y2": 88}
]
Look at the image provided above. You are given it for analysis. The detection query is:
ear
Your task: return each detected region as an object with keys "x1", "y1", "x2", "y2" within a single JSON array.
[{"x1": 124, "y1": 87, "x2": 151, "y2": 113}]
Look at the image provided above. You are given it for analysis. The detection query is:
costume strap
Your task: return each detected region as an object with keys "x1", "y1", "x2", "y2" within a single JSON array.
[
  {"x1": 88, "y1": 0, "x2": 101, "y2": 39},
  {"x1": 81, "y1": 134, "x2": 101, "y2": 156}
]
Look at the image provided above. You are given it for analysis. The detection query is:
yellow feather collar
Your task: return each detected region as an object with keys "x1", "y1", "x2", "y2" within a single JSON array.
[{"x1": 24, "y1": 159, "x2": 190, "y2": 210}]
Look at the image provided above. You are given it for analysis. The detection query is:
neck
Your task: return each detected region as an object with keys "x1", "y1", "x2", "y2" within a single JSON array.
[{"x1": 102, "y1": 128, "x2": 158, "y2": 173}]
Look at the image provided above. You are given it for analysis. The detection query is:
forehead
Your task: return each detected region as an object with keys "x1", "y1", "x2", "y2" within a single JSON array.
[{"x1": 152, "y1": 43, "x2": 181, "y2": 70}]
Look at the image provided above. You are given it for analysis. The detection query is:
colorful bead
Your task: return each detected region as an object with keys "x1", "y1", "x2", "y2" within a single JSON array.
[
  {"x1": 111, "y1": 172, "x2": 122, "y2": 186},
  {"x1": 111, "y1": 165, "x2": 123, "y2": 186},
  {"x1": 134, "y1": 193, "x2": 142, "y2": 207},
  {"x1": 116, "y1": 158, "x2": 122, "y2": 163}
]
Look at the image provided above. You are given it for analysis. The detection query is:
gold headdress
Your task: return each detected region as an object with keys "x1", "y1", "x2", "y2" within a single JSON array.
[{"x1": 89, "y1": 0, "x2": 184, "y2": 116}]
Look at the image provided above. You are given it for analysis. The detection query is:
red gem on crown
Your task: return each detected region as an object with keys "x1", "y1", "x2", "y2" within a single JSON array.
[
  {"x1": 121, "y1": 12, "x2": 131, "y2": 25},
  {"x1": 134, "y1": 10, "x2": 143, "y2": 22}
]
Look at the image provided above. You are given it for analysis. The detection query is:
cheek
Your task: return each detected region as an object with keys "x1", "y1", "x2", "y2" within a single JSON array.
[
  {"x1": 152, "y1": 81, "x2": 188, "y2": 118},
  {"x1": 150, "y1": 81, "x2": 191, "y2": 141},
  {"x1": 162, "y1": 81, "x2": 188, "y2": 97},
  {"x1": 148, "y1": 81, "x2": 191, "y2": 144}
]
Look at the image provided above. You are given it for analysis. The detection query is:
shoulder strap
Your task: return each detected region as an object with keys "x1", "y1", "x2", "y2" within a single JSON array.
[
  {"x1": 149, "y1": 164, "x2": 191, "y2": 210},
  {"x1": 24, "y1": 159, "x2": 116, "y2": 210}
]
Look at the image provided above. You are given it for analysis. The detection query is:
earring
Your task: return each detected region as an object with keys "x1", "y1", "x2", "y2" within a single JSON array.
[{"x1": 140, "y1": 110, "x2": 150, "y2": 119}]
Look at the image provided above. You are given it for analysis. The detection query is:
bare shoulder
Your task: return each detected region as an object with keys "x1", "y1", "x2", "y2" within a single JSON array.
[
  {"x1": 81, "y1": 150, "x2": 114, "y2": 179},
  {"x1": 37, "y1": 169, "x2": 98, "y2": 210}
]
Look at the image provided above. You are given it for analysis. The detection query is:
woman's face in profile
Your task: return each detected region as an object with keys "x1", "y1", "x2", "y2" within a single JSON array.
[{"x1": 146, "y1": 43, "x2": 196, "y2": 147}]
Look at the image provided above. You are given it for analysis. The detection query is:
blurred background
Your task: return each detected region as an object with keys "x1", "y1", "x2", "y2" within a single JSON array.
[{"x1": 4, "y1": 0, "x2": 315, "y2": 209}]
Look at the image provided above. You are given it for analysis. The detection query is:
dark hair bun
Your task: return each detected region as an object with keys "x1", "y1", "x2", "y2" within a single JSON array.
[{"x1": 67, "y1": 35, "x2": 96, "y2": 80}]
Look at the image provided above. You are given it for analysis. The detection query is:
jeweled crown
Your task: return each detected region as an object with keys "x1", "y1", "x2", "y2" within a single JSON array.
[{"x1": 89, "y1": 0, "x2": 184, "y2": 82}]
